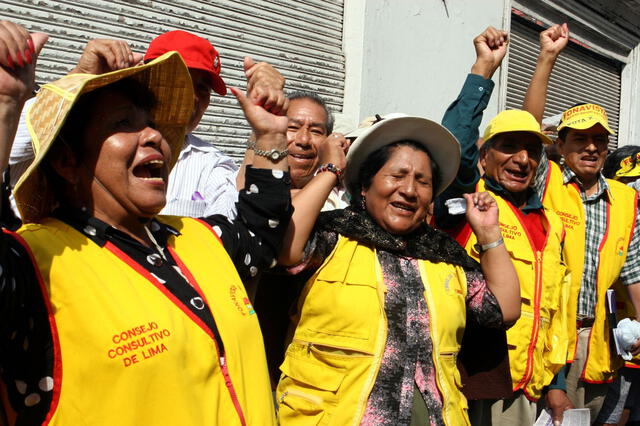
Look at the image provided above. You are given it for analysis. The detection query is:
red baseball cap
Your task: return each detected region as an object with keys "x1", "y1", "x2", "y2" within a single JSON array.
[{"x1": 144, "y1": 30, "x2": 227, "y2": 96}]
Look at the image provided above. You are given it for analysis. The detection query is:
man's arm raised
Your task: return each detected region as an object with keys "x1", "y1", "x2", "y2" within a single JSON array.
[
  {"x1": 435, "y1": 26, "x2": 507, "y2": 228},
  {"x1": 442, "y1": 26, "x2": 508, "y2": 190},
  {"x1": 470, "y1": 26, "x2": 509, "y2": 80},
  {"x1": 523, "y1": 23, "x2": 569, "y2": 124}
]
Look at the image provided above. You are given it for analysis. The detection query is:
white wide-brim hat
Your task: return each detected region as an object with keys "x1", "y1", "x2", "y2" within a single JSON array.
[{"x1": 343, "y1": 113, "x2": 461, "y2": 197}]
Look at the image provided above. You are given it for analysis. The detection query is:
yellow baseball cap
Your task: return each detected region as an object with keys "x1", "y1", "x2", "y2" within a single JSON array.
[
  {"x1": 557, "y1": 103, "x2": 614, "y2": 134},
  {"x1": 482, "y1": 110, "x2": 553, "y2": 145},
  {"x1": 615, "y1": 152, "x2": 640, "y2": 179}
]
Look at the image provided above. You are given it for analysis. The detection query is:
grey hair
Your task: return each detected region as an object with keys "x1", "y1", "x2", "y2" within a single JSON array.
[{"x1": 288, "y1": 91, "x2": 334, "y2": 134}]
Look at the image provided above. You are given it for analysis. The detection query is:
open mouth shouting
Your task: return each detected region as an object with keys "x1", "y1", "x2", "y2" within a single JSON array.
[
  {"x1": 504, "y1": 167, "x2": 530, "y2": 183},
  {"x1": 132, "y1": 156, "x2": 166, "y2": 185}
]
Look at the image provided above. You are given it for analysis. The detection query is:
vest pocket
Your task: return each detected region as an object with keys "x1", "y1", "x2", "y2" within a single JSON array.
[
  {"x1": 300, "y1": 279, "x2": 378, "y2": 342},
  {"x1": 277, "y1": 349, "x2": 346, "y2": 425},
  {"x1": 438, "y1": 352, "x2": 468, "y2": 410},
  {"x1": 278, "y1": 388, "x2": 327, "y2": 425},
  {"x1": 439, "y1": 352, "x2": 463, "y2": 388}
]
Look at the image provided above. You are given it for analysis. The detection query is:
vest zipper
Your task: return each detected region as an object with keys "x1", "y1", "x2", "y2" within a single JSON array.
[
  {"x1": 515, "y1": 250, "x2": 543, "y2": 393},
  {"x1": 420, "y1": 263, "x2": 458, "y2": 426},
  {"x1": 214, "y1": 346, "x2": 246, "y2": 426},
  {"x1": 580, "y1": 198, "x2": 620, "y2": 383},
  {"x1": 351, "y1": 256, "x2": 388, "y2": 426}
]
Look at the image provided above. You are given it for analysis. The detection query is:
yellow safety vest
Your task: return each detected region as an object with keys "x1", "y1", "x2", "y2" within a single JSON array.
[
  {"x1": 276, "y1": 236, "x2": 471, "y2": 426},
  {"x1": 454, "y1": 179, "x2": 570, "y2": 400},
  {"x1": 542, "y1": 162, "x2": 638, "y2": 383},
  {"x1": 14, "y1": 216, "x2": 275, "y2": 426}
]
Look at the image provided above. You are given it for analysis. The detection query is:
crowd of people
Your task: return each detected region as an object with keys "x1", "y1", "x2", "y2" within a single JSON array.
[{"x1": 0, "y1": 13, "x2": 638, "y2": 426}]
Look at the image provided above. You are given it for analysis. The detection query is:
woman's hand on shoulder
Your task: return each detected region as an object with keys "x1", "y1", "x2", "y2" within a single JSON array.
[
  {"x1": 464, "y1": 191, "x2": 502, "y2": 244},
  {"x1": 0, "y1": 21, "x2": 47, "y2": 105}
]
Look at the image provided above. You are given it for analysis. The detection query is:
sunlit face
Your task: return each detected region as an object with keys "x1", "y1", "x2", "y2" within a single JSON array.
[
  {"x1": 286, "y1": 98, "x2": 328, "y2": 188},
  {"x1": 558, "y1": 124, "x2": 609, "y2": 185},
  {"x1": 78, "y1": 90, "x2": 172, "y2": 221},
  {"x1": 187, "y1": 69, "x2": 213, "y2": 133},
  {"x1": 363, "y1": 146, "x2": 433, "y2": 235},
  {"x1": 480, "y1": 132, "x2": 542, "y2": 196}
]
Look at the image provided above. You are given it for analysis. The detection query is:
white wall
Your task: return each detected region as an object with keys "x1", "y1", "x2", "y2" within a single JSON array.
[
  {"x1": 619, "y1": 43, "x2": 640, "y2": 146},
  {"x1": 341, "y1": 0, "x2": 509, "y2": 131}
]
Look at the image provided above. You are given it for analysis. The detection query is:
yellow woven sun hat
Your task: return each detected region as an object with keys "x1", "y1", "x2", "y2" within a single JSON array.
[
  {"x1": 482, "y1": 109, "x2": 553, "y2": 145},
  {"x1": 557, "y1": 103, "x2": 614, "y2": 135},
  {"x1": 14, "y1": 51, "x2": 194, "y2": 223}
]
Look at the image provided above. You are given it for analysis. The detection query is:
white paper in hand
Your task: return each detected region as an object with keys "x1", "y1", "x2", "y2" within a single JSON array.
[
  {"x1": 445, "y1": 198, "x2": 467, "y2": 215},
  {"x1": 534, "y1": 408, "x2": 590, "y2": 426}
]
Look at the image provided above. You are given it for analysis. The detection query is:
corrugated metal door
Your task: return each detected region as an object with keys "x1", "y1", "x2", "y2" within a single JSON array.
[
  {"x1": 506, "y1": 14, "x2": 622, "y2": 148},
  {"x1": 0, "y1": 0, "x2": 345, "y2": 159}
]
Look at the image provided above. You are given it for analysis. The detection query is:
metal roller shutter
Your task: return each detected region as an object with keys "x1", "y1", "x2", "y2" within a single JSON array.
[
  {"x1": 0, "y1": 0, "x2": 345, "y2": 160},
  {"x1": 506, "y1": 14, "x2": 622, "y2": 148}
]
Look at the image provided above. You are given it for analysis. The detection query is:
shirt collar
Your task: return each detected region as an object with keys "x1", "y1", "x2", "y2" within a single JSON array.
[
  {"x1": 179, "y1": 133, "x2": 220, "y2": 158},
  {"x1": 561, "y1": 165, "x2": 612, "y2": 202},
  {"x1": 483, "y1": 176, "x2": 543, "y2": 213},
  {"x1": 53, "y1": 207, "x2": 180, "y2": 247}
]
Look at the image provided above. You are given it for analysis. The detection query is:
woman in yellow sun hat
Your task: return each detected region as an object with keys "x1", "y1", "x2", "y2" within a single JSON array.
[{"x1": 0, "y1": 20, "x2": 290, "y2": 425}]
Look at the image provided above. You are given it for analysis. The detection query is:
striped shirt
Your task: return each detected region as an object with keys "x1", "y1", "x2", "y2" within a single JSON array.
[
  {"x1": 535, "y1": 158, "x2": 640, "y2": 317},
  {"x1": 9, "y1": 98, "x2": 36, "y2": 216},
  {"x1": 161, "y1": 134, "x2": 239, "y2": 219}
]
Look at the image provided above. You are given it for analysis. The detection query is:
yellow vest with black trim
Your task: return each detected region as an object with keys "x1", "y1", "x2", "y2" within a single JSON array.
[
  {"x1": 276, "y1": 235, "x2": 471, "y2": 426},
  {"x1": 542, "y1": 162, "x2": 638, "y2": 383},
  {"x1": 455, "y1": 179, "x2": 570, "y2": 400},
  {"x1": 15, "y1": 216, "x2": 275, "y2": 426}
]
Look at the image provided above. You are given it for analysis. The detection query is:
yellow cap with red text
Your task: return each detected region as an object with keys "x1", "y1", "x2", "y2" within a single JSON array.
[
  {"x1": 616, "y1": 152, "x2": 640, "y2": 179},
  {"x1": 557, "y1": 103, "x2": 614, "y2": 134}
]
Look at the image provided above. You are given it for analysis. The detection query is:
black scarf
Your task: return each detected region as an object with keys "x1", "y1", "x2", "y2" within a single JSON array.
[{"x1": 316, "y1": 207, "x2": 480, "y2": 271}]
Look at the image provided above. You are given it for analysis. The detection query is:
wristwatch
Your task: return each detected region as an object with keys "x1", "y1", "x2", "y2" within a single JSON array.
[
  {"x1": 248, "y1": 142, "x2": 288, "y2": 162},
  {"x1": 473, "y1": 237, "x2": 504, "y2": 253}
]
